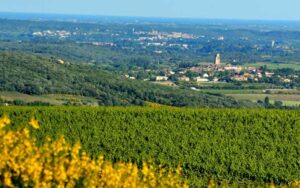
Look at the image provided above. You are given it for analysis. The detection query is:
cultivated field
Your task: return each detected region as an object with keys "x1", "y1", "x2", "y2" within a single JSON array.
[
  {"x1": 242, "y1": 62, "x2": 300, "y2": 70},
  {"x1": 0, "y1": 107, "x2": 299, "y2": 187},
  {"x1": 228, "y1": 93, "x2": 300, "y2": 106}
]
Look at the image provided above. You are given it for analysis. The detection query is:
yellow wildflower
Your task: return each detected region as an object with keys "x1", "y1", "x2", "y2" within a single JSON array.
[
  {"x1": 0, "y1": 116, "x2": 189, "y2": 188},
  {"x1": 29, "y1": 117, "x2": 39, "y2": 129},
  {"x1": 0, "y1": 114, "x2": 11, "y2": 129},
  {"x1": 208, "y1": 178, "x2": 215, "y2": 188},
  {"x1": 269, "y1": 183, "x2": 276, "y2": 188},
  {"x1": 4, "y1": 171, "x2": 14, "y2": 187}
]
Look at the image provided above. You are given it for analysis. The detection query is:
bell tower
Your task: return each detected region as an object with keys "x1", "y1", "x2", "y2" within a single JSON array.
[{"x1": 215, "y1": 53, "x2": 221, "y2": 65}]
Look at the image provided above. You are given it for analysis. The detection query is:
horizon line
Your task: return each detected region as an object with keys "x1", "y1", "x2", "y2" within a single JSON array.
[{"x1": 1, "y1": 11, "x2": 300, "y2": 23}]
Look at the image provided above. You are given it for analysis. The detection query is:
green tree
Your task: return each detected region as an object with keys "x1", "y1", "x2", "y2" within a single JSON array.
[
  {"x1": 264, "y1": 96, "x2": 270, "y2": 108},
  {"x1": 274, "y1": 100, "x2": 283, "y2": 108}
]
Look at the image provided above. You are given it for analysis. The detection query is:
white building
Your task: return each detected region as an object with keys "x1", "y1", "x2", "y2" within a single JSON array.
[
  {"x1": 194, "y1": 77, "x2": 209, "y2": 82},
  {"x1": 156, "y1": 76, "x2": 168, "y2": 81},
  {"x1": 203, "y1": 73, "x2": 209, "y2": 78},
  {"x1": 178, "y1": 76, "x2": 190, "y2": 82},
  {"x1": 224, "y1": 66, "x2": 242, "y2": 72}
]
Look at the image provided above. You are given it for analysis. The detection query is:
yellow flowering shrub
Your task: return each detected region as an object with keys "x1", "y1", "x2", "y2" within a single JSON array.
[{"x1": 0, "y1": 115, "x2": 188, "y2": 188}]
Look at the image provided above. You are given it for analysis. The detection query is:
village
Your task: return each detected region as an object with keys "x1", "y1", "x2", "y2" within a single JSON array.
[
  {"x1": 147, "y1": 53, "x2": 297, "y2": 85},
  {"x1": 32, "y1": 30, "x2": 73, "y2": 38},
  {"x1": 123, "y1": 53, "x2": 299, "y2": 89}
]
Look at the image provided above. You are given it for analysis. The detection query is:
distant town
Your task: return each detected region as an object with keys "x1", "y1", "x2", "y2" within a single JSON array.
[
  {"x1": 125, "y1": 53, "x2": 296, "y2": 87},
  {"x1": 29, "y1": 27, "x2": 300, "y2": 90}
]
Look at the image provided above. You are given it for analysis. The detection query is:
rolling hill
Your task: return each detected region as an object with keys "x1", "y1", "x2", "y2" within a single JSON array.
[{"x1": 0, "y1": 52, "x2": 257, "y2": 107}]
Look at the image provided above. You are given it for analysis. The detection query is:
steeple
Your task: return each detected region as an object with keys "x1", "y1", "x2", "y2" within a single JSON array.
[{"x1": 215, "y1": 53, "x2": 221, "y2": 65}]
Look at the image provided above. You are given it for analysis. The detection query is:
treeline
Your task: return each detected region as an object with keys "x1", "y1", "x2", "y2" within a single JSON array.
[
  {"x1": 257, "y1": 96, "x2": 291, "y2": 109},
  {"x1": 1, "y1": 107, "x2": 299, "y2": 187},
  {"x1": 0, "y1": 52, "x2": 256, "y2": 108}
]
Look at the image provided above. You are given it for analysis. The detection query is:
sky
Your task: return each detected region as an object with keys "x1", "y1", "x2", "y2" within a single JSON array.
[{"x1": 0, "y1": 0, "x2": 299, "y2": 20}]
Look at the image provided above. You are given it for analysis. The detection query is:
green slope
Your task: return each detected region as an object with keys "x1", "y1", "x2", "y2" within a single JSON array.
[{"x1": 0, "y1": 52, "x2": 256, "y2": 107}]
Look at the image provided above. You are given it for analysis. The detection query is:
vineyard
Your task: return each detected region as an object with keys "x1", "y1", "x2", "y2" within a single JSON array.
[
  {"x1": 0, "y1": 106, "x2": 299, "y2": 187},
  {"x1": 0, "y1": 115, "x2": 187, "y2": 188}
]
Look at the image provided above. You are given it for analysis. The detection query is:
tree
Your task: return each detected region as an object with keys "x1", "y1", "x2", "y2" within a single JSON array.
[
  {"x1": 274, "y1": 101, "x2": 283, "y2": 108},
  {"x1": 264, "y1": 96, "x2": 270, "y2": 108}
]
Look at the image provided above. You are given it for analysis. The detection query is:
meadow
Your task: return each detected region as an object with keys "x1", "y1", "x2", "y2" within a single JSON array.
[
  {"x1": 227, "y1": 94, "x2": 300, "y2": 106},
  {"x1": 196, "y1": 89, "x2": 300, "y2": 107},
  {"x1": 242, "y1": 62, "x2": 300, "y2": 70},
  {"x1": 0, "y1": 106, "x2": 299, "y2": 187},
  {"x1": 0, "y1": 91, "x2": 99, "y2": 106}
]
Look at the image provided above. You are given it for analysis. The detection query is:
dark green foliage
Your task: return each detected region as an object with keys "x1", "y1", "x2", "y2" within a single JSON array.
[
  {"x1": 265, "y1": 96, "x2": 270, "y2": 108},
  {"x1": 274, "y1": 101, "x2": 283, "y2": 108},
  {"x1": 1, "y1": 107, "x2": 299, "y2": 187},
  {"x1": 0, "y1": 52, "x2": 254, "y2": 108}
]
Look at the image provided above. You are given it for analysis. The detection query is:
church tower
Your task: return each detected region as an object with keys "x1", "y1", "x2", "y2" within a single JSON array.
[{"x1": 215, "y1": 53, "x2": 221, "y2": 65}]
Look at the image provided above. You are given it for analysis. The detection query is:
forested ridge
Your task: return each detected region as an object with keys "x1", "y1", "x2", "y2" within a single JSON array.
[{"x1": 0, "y1": 52, "x2": 256, "y2": 107}]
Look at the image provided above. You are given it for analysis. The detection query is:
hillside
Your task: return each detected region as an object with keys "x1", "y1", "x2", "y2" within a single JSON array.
[{"x1": 0, "y1": 52, "x2": 256, "y2": 107}]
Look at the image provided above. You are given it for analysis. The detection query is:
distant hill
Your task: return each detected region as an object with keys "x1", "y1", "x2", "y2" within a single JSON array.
[{"x1": 0, "y1": 52, "x2": 257, "y2": 107}]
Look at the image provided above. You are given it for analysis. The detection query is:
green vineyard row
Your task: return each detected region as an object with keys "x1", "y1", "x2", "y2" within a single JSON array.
[{"x1": 1, "y1": 106, "x2": 299, "y2": 187}]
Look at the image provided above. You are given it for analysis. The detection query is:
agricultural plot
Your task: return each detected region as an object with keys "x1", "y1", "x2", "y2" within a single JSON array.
[
  {"x1": 228, "y1": 94, "x2": 300, "y2": 106},
  {"x1": 0, "y1": 107, "x2": 299, "y2": 187},
  {"x1": 242, "y1": 62, "x2": 300, "y2": 70}
]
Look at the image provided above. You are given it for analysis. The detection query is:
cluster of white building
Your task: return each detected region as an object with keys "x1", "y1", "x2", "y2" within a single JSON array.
[
  {"x1": 32, "y1": 30, "x2": 72, "y2": 38},
  {"x1": 134, "y1": 30, "x2": 198, "y2": 40}
]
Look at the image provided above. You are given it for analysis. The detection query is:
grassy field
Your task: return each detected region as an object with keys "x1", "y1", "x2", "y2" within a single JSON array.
[
  {"x1": 242, "y1": 62, "x2": 300, "y2": 70},
  {"x1": 2, "y1": 90, "x2": 300, "y2": 107},
  {"x1": 197, "y1": 82, "x2": 278, "y2": 90},
  {"x1": 227, "y1": 94, "x2": 300, "y2": 106},
  {"x1": 203, "y1": 89, "x2": 263, "y2": 94},
  {"x1": 202, "y1": 89, "x2": 300, "y2": 95},
  {"x1": 0, "y1": 92, "x2": 99, "y2": 106},
  {"x1": 198, "y1": 88, "x2": 300, "y2": 107},
  {"x1": 280, "y1": 100, "x2": 300, "y2": 106}
]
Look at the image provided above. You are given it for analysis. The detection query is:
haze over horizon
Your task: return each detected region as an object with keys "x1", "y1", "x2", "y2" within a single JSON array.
[{"x1": 0, "y1": 0, "x2": 300, "y2": 21}]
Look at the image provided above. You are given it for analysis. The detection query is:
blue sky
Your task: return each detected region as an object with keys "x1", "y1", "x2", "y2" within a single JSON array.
[{"x1": 0, "y1": 0, "x2": 299, "y2": 20}]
